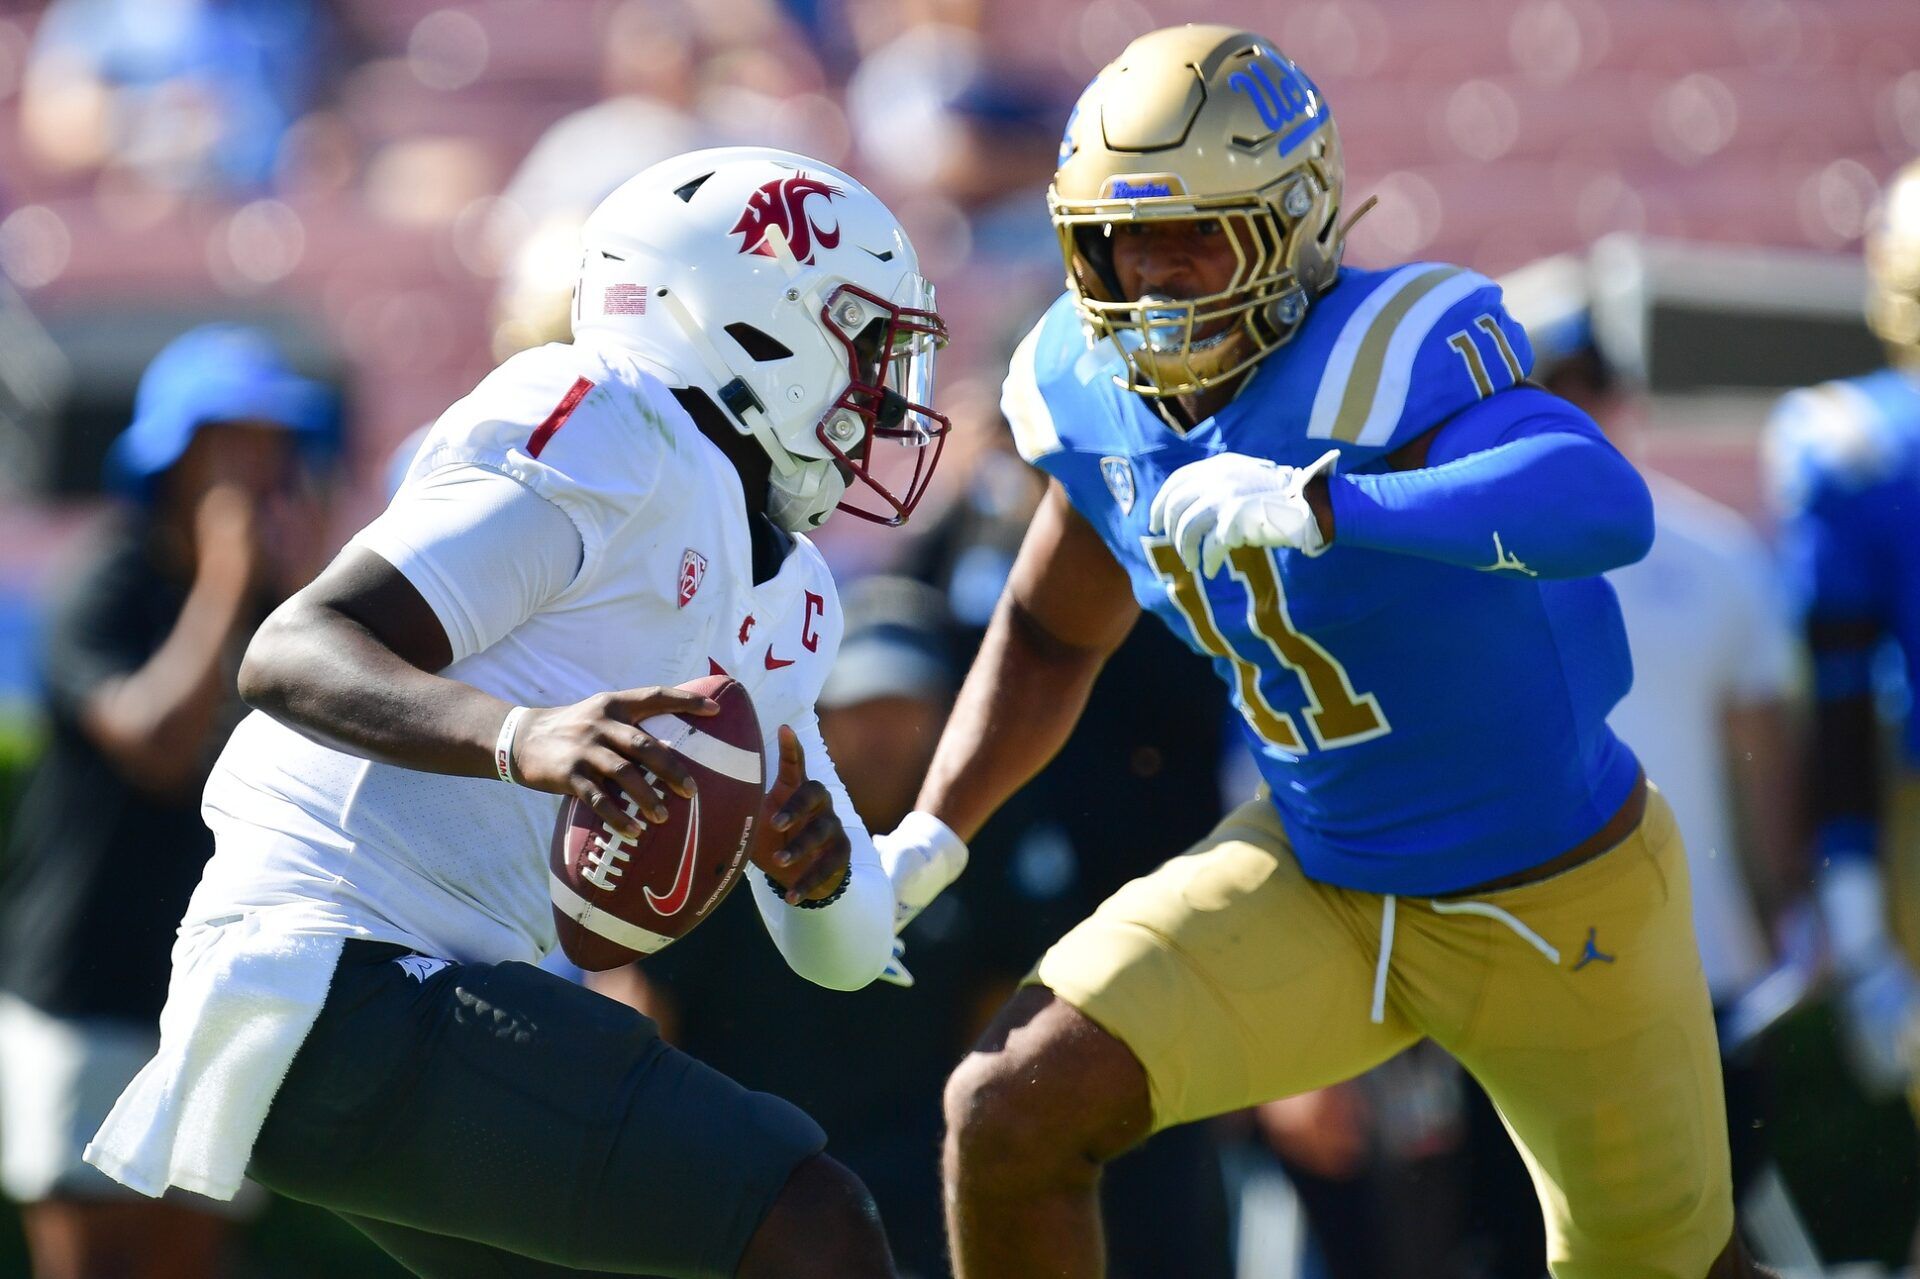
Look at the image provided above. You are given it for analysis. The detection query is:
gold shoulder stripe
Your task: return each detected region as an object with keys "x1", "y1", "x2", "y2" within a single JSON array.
[
  {"x1": 1329, "y1": 267, "x2": 1463, "y2": 443},
  {"x1": 1001, "y1": 317, "x2": 1063, "y2": 462}
]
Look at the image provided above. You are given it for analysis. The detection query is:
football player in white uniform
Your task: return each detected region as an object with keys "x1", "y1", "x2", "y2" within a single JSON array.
[{"x1": 83, "y1": 148, "x2": 950, "y2": 1279}]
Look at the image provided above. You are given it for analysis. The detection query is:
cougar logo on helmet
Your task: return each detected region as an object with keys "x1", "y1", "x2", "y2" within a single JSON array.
[
  {"x1": 576, "y1": 148, "x2": 950, "y2": 531},
  {"x1": 731, "y1": 174, "x2": 844, "y2": 265}
]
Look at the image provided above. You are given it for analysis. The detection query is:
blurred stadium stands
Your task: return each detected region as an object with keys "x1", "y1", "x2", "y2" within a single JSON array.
[
  {"x1": 0, "y1": 0, "x2": 1910, "y2": 522},
  {"x1": 0, "y1": 1, "x2": 1917, "y2": 1273}
]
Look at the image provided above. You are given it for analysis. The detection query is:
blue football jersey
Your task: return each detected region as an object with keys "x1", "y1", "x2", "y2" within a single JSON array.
[
  {"x1": 1769, "y1": 368, "x2": 1920, "y2": 764},
  {"x1": 1002, "y1": 263, "x2": 1642, "y2": 895}
]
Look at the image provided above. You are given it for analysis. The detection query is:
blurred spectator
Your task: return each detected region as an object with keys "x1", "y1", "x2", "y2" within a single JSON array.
[
  {"x1": 494, "y1": 0, "x2": 711, "y2": 234},
  {"x1": 488, "y1": 0, "x2": 837, "y2": 361},
  {"x1": 816, "y1": 576, "x2": 955, "y2": 832},
  {"x1": 0, "y1": 325, "x2": 335, "y2": 1279},
  {"x1": 487, "y1": 0, "x2": 713, "y2": 360},
  {"x1": 20, "y1": 0, "x2": 341, "y2": 195},
  {"x1": 844, "y1": 21, "x2": 1062, "y2": 291},
  {"x1": 828, "y1": 0, "x2": 983, "y2": 75},
  {"x1": 1507, "y1": 252, "x2": 1820, "y2": 1266}
]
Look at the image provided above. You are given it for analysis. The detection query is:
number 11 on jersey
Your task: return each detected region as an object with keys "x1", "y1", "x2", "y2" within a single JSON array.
[{"x1": 1143, "y1": 538, "x2": 1390, "y2": 753}]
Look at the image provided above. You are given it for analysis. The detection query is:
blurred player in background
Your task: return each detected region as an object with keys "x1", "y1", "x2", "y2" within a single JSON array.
[
  {"x1": 1766, "y1": 156, "x2": 1920, "y2": 1264},
  {"x1": 80, "y1": 148, "x2": 950, "y2": 1279},
  {"x1": 876, "y1": 25, "x2": 1766, "y2": 1279},
  {"x1": 0, "y1": 325, "x2": 335, "y2": 1279}
]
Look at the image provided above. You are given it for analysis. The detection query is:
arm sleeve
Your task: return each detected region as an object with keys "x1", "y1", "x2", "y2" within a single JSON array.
[
  {"x1": 1327, "y1": 388, "x2": 1654, "y2": 579},
  {"x1": 348, "y1": 465, "x2": 584, "y2": 664},
  {"x1": 746, "y1": 711, "x2": 893, "y2": 991}
]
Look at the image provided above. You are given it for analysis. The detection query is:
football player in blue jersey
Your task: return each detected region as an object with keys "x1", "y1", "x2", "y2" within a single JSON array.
[
  {"x1": 1767, "y1": 162, "x2": 1920, "y2": 1134},
  {"x1": 873, "y1": 24, "x2": 1764, "y2": 1279}
]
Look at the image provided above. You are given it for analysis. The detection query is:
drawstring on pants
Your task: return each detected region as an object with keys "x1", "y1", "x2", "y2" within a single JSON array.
[
  {"x1": 1369, "y1": 896, "x2": 1397, "y2": 1024},
  {"x1": 1369, "y1": 895, "x2": 1563, "y2": 1025}
]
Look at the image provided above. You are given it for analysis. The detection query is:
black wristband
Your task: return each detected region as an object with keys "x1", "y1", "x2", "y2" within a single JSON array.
[{"x1": 765, "y1": 865, "x2": 851, "y2": 910}]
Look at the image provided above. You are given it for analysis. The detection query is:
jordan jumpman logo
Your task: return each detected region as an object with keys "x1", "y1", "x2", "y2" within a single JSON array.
[{"x1": 1572, "y1": 926, "x2": 1615, "y2": 971}]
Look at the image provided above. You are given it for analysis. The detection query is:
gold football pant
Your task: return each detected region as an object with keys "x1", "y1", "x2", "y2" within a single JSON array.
[{"x1": 1032, "y1": 787, "x2": 1732, "y2": 1279}]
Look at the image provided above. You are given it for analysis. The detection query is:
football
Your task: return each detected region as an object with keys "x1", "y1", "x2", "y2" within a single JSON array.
[{"x1": 548, "y1": 674, "x2": 764, "y2": 971}]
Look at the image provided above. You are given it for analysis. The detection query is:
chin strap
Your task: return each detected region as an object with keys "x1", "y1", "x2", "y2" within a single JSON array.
[
  {"x1": 1332, "y1": 194, "x2": 1379, "y2": 259},
  {"x1": 650, "y1": 261, "x2": 847, "y2": 531}
]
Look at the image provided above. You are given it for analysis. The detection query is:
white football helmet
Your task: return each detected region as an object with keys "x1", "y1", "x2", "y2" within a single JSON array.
[{"x1": 574, "y1": 147, "x2": 950, "y2": 530}]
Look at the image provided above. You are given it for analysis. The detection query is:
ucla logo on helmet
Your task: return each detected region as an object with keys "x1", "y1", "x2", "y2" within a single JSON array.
[
  {"x1": 1100, "y1": 456, "x2": 1137, "y2": 515},
  {"x1": 1227, "y1": 51, "x2": 1324, "y2": 153},
  {"x1": 730, "y1": 173, "x2": 844, "y2": 265}
]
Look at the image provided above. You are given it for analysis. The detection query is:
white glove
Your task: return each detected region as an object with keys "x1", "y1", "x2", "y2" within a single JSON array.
[
  {"x1": 876, "y1": 810, "x2": 969, "y2": 936},
  {"x1": 1149, "y1": 449, "x2": 1340, "y2": 577}
]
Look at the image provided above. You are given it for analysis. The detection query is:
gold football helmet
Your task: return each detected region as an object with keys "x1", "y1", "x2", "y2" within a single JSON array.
[
  {"x1": 1867, "y1": 158, "x2": 1920, "y2": 369},
  {"x1": 1051, "y1": 24, "x2": 1347, "y2": 397}
]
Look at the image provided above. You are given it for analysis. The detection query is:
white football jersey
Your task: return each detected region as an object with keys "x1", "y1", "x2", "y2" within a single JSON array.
[{"x1": 193, "y1": 340, "x2": 864, "y2": 966}]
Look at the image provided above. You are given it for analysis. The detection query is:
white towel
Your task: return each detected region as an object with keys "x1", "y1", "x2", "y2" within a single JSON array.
[{"x1": 84, "y1": 914, "x2": 342, "y2": 1201}]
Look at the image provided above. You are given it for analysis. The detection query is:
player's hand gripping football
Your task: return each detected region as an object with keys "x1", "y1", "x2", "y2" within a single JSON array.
[
  {"x1": 753, "y1": 724, "x2": 851, "y2": 906},
  {"x1": 1150, "y1": 448, "x2": 1341, "y2": 576},
  {"x1": 508, "y1": 686, "x2": 718, "y2": 839}
]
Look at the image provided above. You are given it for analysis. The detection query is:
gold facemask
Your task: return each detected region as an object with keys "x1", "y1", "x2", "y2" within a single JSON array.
[{"x1": 1051, "y1": 25, "x2": 1348, "y2": 398}]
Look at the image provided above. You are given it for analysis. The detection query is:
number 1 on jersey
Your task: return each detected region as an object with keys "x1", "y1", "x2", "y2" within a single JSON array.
[{"x1": 1144, "y1": 539, "x2": 1389, "y2": 753}]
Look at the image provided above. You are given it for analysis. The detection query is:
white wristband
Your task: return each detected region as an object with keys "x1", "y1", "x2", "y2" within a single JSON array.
[
  {"x1": 879, "y1": 810, "x2": 970, "y2": 933},
  {"x1": 494, "y1": 706, "x2": 530, "y2": 785}
]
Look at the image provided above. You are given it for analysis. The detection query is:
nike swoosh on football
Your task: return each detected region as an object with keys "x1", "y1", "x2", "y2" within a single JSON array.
[
  {"x1": 645, "y1": 791, "x2": 701, "y2": 917},
  {"x1": 764, "y1": 649, "x2": 797, "y2": 670}
]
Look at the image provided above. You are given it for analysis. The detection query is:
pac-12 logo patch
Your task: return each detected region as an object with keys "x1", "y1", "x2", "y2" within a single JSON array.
[
  {"x1": 731, "y1": 173, "x2": 843, "y2": 265},
  {"x1": 678, "y1": 548, "x2": 708, "y2": 608},
  {"x1": 1100, "y1": 456, "x2": 1136, "y2": 515}
]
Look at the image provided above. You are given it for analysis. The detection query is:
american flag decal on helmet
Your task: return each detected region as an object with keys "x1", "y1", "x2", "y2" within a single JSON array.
[{"x1": 603, "y1": 283, "x2": 649, "y2": 315}]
